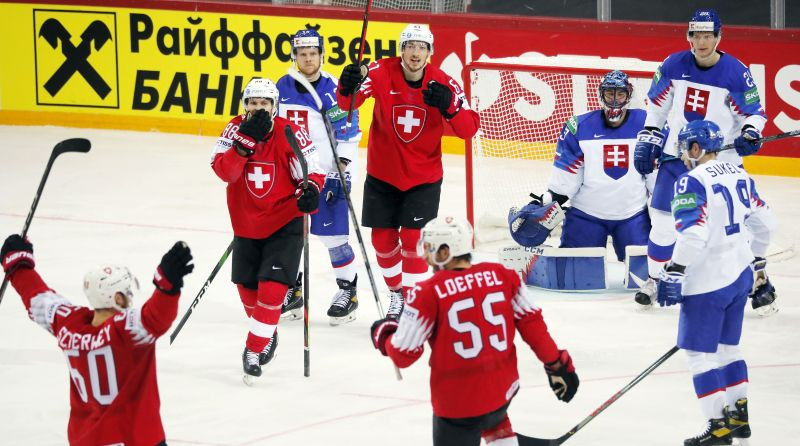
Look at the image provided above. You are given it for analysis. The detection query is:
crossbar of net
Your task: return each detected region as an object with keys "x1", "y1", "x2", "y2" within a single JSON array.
[{"x1": 272, "y1": 0, "x2": 467, "y2": 12}]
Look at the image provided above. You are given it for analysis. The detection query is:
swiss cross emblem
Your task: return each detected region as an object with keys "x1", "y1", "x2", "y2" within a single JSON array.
[
  {"x1": 245, "y1": 162, "x2": 275, "y2": 198},
  {"x1": 392, "y1": 105, "x2": 426, "y2": 143},
  {"x1": 683, "y1": 87, "x2": 710, "y2": 120},
  {"x1": 603, "y1": 144, "x2": 629, "y2": 180},
  {"x1": 286, "y1": 109, "x2": 309, "y2": 132}
]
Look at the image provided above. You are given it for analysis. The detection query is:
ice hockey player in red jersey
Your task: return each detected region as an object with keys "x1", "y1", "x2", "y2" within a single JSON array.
[
  {"x1": 370, "y1": 216, "x2": 579, "y2": 446},
  {"x1": 211, "y1": 77, "x2": 325, "y2": 383},
  {"x1": 1, "y1": 235, "x2": 194, "y2": 446},
  {"x1": 337, "y1": 24, "x2": 480, "y2": 320}
]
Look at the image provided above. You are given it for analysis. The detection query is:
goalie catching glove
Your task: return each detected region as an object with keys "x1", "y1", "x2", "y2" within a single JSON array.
[{"x1": 508, "y1": 196, "x2": 565, "y2": 247}]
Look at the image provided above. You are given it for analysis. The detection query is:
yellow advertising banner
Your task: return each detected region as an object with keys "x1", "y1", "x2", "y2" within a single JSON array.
[{"x1": 0, "y1": 2, "x2": 409, "y2": 136}]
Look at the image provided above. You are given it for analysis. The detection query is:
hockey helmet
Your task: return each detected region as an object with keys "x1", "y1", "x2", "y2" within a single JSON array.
[
  {"x1": 689, "y1": 8, "x2": 722, "y2": 36},
  {"x1": 399, "y1": 24, "x2": 434, "y2": 55},
  {"x1": 241, "y1": 77, "x2": 280, "y2": 117},
  {"x1": 598, "y1": 70, "x2": 633, "y2": 123},
  {"x1": 291, "y1": 28, "x2": 324, "y2": 61},
  {"x1": 508, "y1": 202, "x2": 563, "y2": 248},
  {"x1": 83, "y1": 265, "x2": 139, "y2": 311},
  {"x1": 678, "y1": 120, "x2": 724, "y2": 153},
  {"x1": 417, "y1": 216, "x2": 473, "y2": 266}
]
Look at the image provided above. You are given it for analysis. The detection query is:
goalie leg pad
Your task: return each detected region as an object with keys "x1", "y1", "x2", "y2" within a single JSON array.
[
  {"x1": 624, "y1": 245, "x2": 648, "y2": 289},
  {"x1": 499, "y1": 245, "x2": 607, "y2": 291}
]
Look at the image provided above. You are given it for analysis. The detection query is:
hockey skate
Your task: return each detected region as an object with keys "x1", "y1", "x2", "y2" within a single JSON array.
[
  {"x1": 386, "y1": 289, "x2": 404, "y2": 320},
  {"x1": 280, "y1": 273, "x2": 304, "y2": 321},
  {"x1": 634, "y1": 276, "x2": 658, "y2": 308},
  {"x1": 327, "y1": 275, "x2": 358, "y2": 326},
  {"x1": 242, "y1": 347, "x2": 262, "y2": 386},
  {"x1": 259, "y1": 331, "x2": 279, "y2": 366},
  {"x1": 684, "y1": 418, "x2": 732, "y2": 446},
  {"x1": 725, "y1": 398, "x2": 751, "y2": 441},
  {"x1": 750, "y1": 272, "x2": 778, "y2": 317}
]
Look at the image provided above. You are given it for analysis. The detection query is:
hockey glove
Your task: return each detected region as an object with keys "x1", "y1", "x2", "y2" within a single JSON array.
[
  {"x1": 749, "y1": 257, "x2": 777, "y2": 315},
  {"x1": 544, "y1": 349, "x2": 579, "y2": 403},
  {"x1": 153, "y1": 241, "x2": 194, "y2": 295},
  {"x1": 1, "y1": 234, "x2": 35, "y2": 274},
  {"x1": 423, "y1": 80, "x2": 460, "y2": 118},
  {"x1": 323, "y1": 173, "x2": 351, "y2": 203},
  {"x1": 633, "y1": 128, "x2": 665, "y2": 175},
  {"x1": 370, "y1": 317, "x2": 399, "y2": 356},
  {"x1": 734, "y1": 125, "x2": 762, "y2": 156},
  {"x1": 339, "y1": 63, "x2": 367, "y2": 97},
  {"x1": 656, "y1": 263, "x2": 686, "y2": 307},
  {"x1": 232, "y1": 110, "x2": 272, "y2": 156},
  {"x1": 295, "y1": 183, "x2": 320, "y2": 213}
]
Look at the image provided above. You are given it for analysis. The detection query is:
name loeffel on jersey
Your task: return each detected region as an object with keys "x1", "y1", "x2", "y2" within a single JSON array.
[
  {"x1": 57, "y1": 325, "x2": 112, "y2": 351},
  {"x1": 433, "y1": 270, "x2": 504, "y2": 299},
  {"x1": 703, "y1": 162, "x2": 743, "y2": 178}
]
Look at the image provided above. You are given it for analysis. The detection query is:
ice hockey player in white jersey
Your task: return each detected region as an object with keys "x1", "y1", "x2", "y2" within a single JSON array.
[
  {"x1": 510, "y1": 70, "x2": 651, "y2": 261},
  {"x1": 276, "y1": 28, "x2": 362, "y2": 325},
  {"x1": 655, "y1": 119, "x2": 775, "y2": 445},
  {"x1": 633, "y1": 8, "x2": 774, "y2": 310}
]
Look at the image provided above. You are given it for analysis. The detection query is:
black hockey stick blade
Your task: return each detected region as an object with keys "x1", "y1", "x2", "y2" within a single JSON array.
[
  {"x1": 284, "y1": 126, "x2": 308, "y2": 188},
  {"x1": 54, "y1": 138, "x2": 91, "y2": 156},
  {"x1": 518, "y1": 346, "x2": 680, "y2": 445},
  {"x1": 720, "y1": 129, "x2": 800, "y2": 152}
]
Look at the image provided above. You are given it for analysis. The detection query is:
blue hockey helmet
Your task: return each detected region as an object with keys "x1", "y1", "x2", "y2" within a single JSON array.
[
  {"x1": 678, "y1": 120, "x2": 724, "y2": 154},
  {"x1": 291, "y1": 28, "x2": 324, "y2": 60},
  {"x1": 598, "y1": 70, "x2": 633, "y2": 123},
  {"x1": 688, "y1": 8, "x2": 722, "y2": 36},
  {"x1": 508, "y1": 202, "x2": 563, "y2": 248}
]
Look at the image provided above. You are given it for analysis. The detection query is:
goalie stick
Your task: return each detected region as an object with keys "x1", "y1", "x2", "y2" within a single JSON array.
[
  {"x1": 0, "y1": 138, "x2": 91, "y2": 305},
  {"x1": 517, "y1": 345, "x2": 680, "y2": 445},
  {"x1": 169, "y1": 240, "x2": 233, "y2": 344},
  {"x1": 284, "y1": 125, "x2": 312, "y2": 378},
  {"x1": 720, "y1": 129, "x2": 800, "y2": 152},
  {"x1": 287, "y1": 67, "x2": 403, "y2": 381}
]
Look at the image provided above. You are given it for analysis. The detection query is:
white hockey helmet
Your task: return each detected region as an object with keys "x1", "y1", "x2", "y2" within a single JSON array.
[
  {"x1": 83, "y1": 265, "x2": 139, "y2": 311},
  {"x1": 241, "y1": 77, "x2": 280, "y2": 117},
  {"x1": 418, "y1": 216, "x2": 473, "y2": 266},
  {"x1": 399, "y1": 24, "x2": 434, "y2": 55}
]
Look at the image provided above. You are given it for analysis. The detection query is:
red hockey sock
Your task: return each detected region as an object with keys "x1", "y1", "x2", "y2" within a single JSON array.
[
  {"x1": 481, "y1": 414, "x2": 515, "y2": 444},
  {"x1": 237, "y1": 284, "x2": 257, "y2": 317},
  {"x1": 400, "y1": 227, "x2": 429, "y2": 296},
  {"x1": 372, "y1": 228, "x2": 402, "y2": 290},
  {"x1": 246, "y1": 281, "x2": 287, "y2": 353}
]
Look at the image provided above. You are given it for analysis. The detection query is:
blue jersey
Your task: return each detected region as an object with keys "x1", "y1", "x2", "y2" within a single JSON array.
[
  {"x1": 548, "y1": 109, "x2": 650, "y2": 220},
  {"x1": 276, "y1": 71, "x2": 362, "y2": 173},
  {"x1": 644, "y1": 50, "x2": 767, "y2": 165}
]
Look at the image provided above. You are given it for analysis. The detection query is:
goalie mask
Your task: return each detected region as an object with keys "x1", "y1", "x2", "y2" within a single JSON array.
[
  {"x1": 83, "y1": 265, "x2": 139, "y2": 311},
  {"x1": 677, "y1": 120, "x2": 724, "y2": 168},
  {"x1": 241, "y1": 77, "x2": 280, "y2": 118},
  {"x1": 598, "y1": 70, "x2": 633, "y2": 123},
  {"x1": 508, "y1": 201, "x2": 565, "y2": 248},
  {"x1": 417, "y1": 216, "x2": 473, "y2": 267}
]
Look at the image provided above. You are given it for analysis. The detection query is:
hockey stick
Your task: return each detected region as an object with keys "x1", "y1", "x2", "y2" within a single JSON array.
[
  {"x1": 169, "y1": 240, "x2": 233, "y2": 344},
  {"x1": 0, "y1": 138, "x2": 91, "y2": 305},
  {"x1": 287, "y1": 67, "x2": 402, "y2": 381},
  {"x1": 518, "y1": 345, "x2": 680, "y2": 445},
  {"x1": 284, "y1": 126, "x2": 312, "y2": 377},
  {"x1": 719, "y1": 129, "x2": 800, "y2": 152},
  {"x1": 345, "y1": 0, "x2": 373, "y2": 126}
]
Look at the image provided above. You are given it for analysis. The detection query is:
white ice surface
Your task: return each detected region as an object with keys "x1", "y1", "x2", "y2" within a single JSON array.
[{"x1": 0, "y1": 125, "x2": 798, "y2": 445}]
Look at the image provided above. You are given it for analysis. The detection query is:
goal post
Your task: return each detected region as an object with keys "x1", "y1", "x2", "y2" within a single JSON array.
[{"x1": 463, "y1": 56, "x2": 659, "y2": 247}]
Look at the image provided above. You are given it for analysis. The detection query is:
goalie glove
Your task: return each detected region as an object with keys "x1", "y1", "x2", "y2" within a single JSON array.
[{"x1": 508, "y1": 201, "x2": 565, "y2": 247}]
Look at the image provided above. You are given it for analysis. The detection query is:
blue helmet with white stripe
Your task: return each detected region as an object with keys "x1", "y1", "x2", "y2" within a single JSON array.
[
  {"x1": 291, "y1": 28, "x2": 324, "y2": 61},
  {"x1": 689, "y1": 8, "x2": 722, "y2": 36},
  {"x1": 678, "y1": 120, "x2": 724, "y2": 154}
]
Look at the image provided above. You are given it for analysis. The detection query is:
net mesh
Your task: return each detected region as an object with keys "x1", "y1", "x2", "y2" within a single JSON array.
[{"x1": 272, "y1": 0, "x2": 468, "y2": 12}]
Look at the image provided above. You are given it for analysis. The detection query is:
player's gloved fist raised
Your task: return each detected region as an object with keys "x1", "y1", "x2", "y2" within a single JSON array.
[
  {"x1": 423, "y1": 80, "x2": 458, "y2": 118},
  {"x1": 233, "y1": 110, "x2": 272, "y2": 156},
  {"x1": 339, "y1": 63, "x2": 367, "y2": 97},
  {"x1": 656, "y1": 263, "x2": 686, "y2": 307},
  {"x1": 153, "y1": 241, "x2": 194, "y2": 295},
  {"x1": 634, "y1": 128, "x2": 665, "y2": 175},
  {"x1": 295, "y1": 183, "x2": 320, "y2": 213},
  {"x1": 544, "y1": 349, "x2": 579, "y2": 403},
  {"x1": 734, "y1": 125, "x2": 762, "y2": 156},
  {"x1": 1, "y1": 234, "x2": 35, "y2": 274},
  {"x1": 370, "y1": 317, "x2": 399, "y2": 356}
]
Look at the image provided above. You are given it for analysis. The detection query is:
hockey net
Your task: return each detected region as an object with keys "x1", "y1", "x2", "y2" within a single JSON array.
[{"x1": 272, "y1": 0, "x2": 469, "y2": 13}]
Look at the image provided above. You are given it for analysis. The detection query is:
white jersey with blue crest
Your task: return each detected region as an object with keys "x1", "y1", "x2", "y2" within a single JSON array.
[
  {"x1": 547, "y1": 109, "x2": 650, "y2": 220},
  {"x1": 644, "y1": 50, "x2": 767, "y2": 165},
  {"x1": 670, "y1": 160, "x2": 775, "y2": 295},
  {"x1": 276, "y1": 70, "x2": 362, "y2": 173}
]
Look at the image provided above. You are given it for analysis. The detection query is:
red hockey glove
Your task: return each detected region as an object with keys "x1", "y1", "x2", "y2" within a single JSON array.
[
  {"x1": 370, "y1": 317, "x2": 399, "y2": 356},
  {"x1": 153, "y1": 242, "x2": 194, "y2": 295},
  {"x1": 1, "y1": 234, "x2": 35, "y2": 274},
  {"x1": 544, "y1": 349, "x2": 579, "y2": 402}
]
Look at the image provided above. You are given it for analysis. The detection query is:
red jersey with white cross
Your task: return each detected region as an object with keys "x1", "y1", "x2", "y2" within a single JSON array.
[
  {"x1": 212, "y1": 115, "x2": 325, "y2": 239},
  {"x1": 7, "y1": 267, "x2": 179, "y2": 446},
  {"x1": 337, "y1": 57, "x2": 479, "y2": 191},
  {"x1": 383, "y1": 262, "x2": 561, "y2": 418}
]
